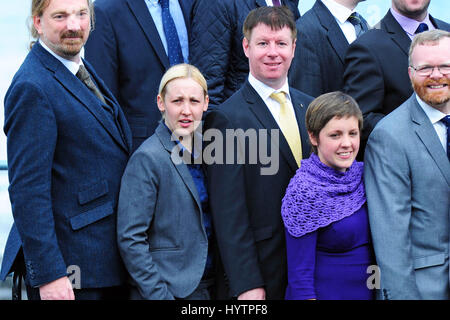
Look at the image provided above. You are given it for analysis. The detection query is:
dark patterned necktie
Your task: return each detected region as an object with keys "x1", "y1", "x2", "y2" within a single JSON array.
[
  {"x1": 415, "y1": 23, "x2": 429, "y2": 34},
  {"x1": 76, "y1": 65, "x2": 115, "y2": 115},
  {"x1": 441, "y1": 115, "x2": 450, "y2": 161},
  {"x1": 160, "y1": 0, "x2": 184, "y2": 65},
  {"x1": 348, "y1": 12, "x2": 369, "y2": 38}
]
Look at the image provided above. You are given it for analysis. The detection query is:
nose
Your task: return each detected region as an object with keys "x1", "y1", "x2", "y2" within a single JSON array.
[
  {"x1": 181, "y1": 102, "x2": 192, "y2": 115},
  {"x1": 267, "y1": 42, "x2": 279, "y2": 57},
  {"x1": 341, "y1": 135, "x2": 352, "y2": 147},
  {"x1": 429, "y1": 66, "x2": 444, "y2": 78},
  {"x1": 67, "y1": 15, "x2": 81, "y2": 31}
]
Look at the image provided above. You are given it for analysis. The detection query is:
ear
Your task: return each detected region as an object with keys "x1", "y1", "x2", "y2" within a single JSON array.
[
  {"x1": 408, "y1": 66, "x2": 415, "y2": 81},
  {"x1": 156, "y1": 95, "x2": 165, "y2": 113},
  {"x1": 33, "y1": 15, "x2": 43, "y2": 35},
  {"x1": 242, "y1": 37, "x2": 250, "y2": 58},
  {"x1": 308, "y1": 131, "x2": 318, "y2": 147},
  {"x1": 203, "y1": 95, "x2": 209, "y2": 112}
]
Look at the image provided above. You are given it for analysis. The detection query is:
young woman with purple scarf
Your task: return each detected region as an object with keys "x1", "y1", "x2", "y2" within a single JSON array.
[{"x1": 281, "y1": 92, "x2": 375, "y2": 300}]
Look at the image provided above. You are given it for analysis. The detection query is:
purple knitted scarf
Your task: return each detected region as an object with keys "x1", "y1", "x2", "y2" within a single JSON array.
[{"x1": 281, "y1": 153, "x2": 366, "y2": 238}]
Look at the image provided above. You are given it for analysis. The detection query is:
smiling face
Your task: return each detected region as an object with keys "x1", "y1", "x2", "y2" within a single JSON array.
[
  {"x1": 243, "y1": 23, "x2": 295, "y2": 90},
  {"x1": 309, "y1": 116, "x2": 360, "y2": 172},
  {"x1": 157, "y1": 77, "x2": 208, "y2": 141},
  {"x1": 33, "y1": 0, "x2": 91, "y2": 62},
  {"x1": 409, "y1": 37, "x2": 450, "y2": 112}
]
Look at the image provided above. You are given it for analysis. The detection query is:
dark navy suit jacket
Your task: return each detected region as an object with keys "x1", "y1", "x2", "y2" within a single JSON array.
[
  {"x1": 204, "y1": 80, "x2": 313, "y2": 299},
  {"x1": 84, "y1": 0, "x2": 193, "y2": 152},
  {"x1": 343, "y1": 10, "x2": 450, "y2": 141},
  {"x1": 289, "y1": 0, "x2": 358, "y2": 97},
  {"x1": 0, "y1": 41, "x2": 132, "y2": 289}
]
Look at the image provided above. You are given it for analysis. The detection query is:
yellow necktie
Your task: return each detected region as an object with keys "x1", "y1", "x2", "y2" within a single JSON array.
[{"x1": 270, "y1": 91, "x2": 302, "y2": 167}]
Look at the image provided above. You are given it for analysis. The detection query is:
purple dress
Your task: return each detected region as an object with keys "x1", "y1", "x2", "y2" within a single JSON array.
[{"x1": 282, "y1": 153, "x2": 375, "y2": 300}]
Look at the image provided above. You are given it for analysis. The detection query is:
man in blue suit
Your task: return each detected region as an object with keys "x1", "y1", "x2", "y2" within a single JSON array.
[
  {"x1": 84, "y1": 0, "x2": 193, "y2": 152},
  {"x1": 289, "y1": 0, "x2": 368, "y2": 98},
  {"x1": 365, "y1": 29, "x2": 450, "y2": 299},
  {"x1": 205, "y1": 6, "x2": 313, "y2": 300},
  {"x1": 0, "y1": 0, "x2": 132, "y2": 300}
]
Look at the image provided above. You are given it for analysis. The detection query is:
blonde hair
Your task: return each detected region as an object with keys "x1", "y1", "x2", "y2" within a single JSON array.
[{"x1": 409, "y1": 29, "x2": 450, "y2": 66}]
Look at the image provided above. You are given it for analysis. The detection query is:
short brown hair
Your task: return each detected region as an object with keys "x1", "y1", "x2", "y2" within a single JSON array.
[
  {"x1": 409, "y1": 29, "x2": 450, "y2": 66},
  {"x1": 306, "y1": 92, "x2": 363, "y2": 154},
  {"x1": 243, "y1": 6, "x2": 297, "y2": 41}
]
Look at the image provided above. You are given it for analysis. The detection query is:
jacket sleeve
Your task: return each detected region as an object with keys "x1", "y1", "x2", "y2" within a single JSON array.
[
  {"x1": 189, "y1": 0, "x2": 233, "y2": 106},
  {"x1": 4, "y1": 81, "x2": 67, "y2": 287},
  {"x1": 343, "y1": 37, "x2": 386, "y2": 141},
  {"x1": 364, "y1": 126, "x2": 421, "y2": 300},
  {"x1": 117, "y1": 149, "x2": 175, "y2": 300},
  {"x1": 204, "y1": 109, "x2": 265, "y2": 297},
  {"x1": 84, "y1": 3, "x2": 120, "y2": 101}
]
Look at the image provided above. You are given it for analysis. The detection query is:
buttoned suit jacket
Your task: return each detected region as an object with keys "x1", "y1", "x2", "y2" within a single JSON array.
[
  {"x1": 117, "y1": 122, "x2": 209, "y2": 300},
  {"x1": 364, "y1": 95, "x2": 450, "y2": 300},
  {"x1": 204, "y1": 80, "x2": 313, "y2": 299},
  {"x1": 289, "y1": 0, "x2": 365, "y2": 97},
  {"x1": 84, "y1": 0, "x2": 193, "y2": 152},
  {"x1": 343, "y1": 10, "x2": 450, "y2": 141},
  {"x1": 0, "y1": 41, "x2": 133, "y2": 289}
]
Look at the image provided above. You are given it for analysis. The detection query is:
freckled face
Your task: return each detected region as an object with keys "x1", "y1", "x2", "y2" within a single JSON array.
[{"x1": 309, "y1": 116, "x2": 360, "y2": 172}]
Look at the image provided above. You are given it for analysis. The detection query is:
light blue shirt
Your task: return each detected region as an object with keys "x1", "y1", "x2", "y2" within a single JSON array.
[{"x1": 145, "y1": 0, "x2": 189, "y2": 63}]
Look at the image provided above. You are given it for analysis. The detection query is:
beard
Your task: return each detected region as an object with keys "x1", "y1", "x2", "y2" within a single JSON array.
[
  {"x1": 412, "y1": 77, "x2": 450, "y2": 108},
  {"x1": 44, "y1": 30, "x2": 86, "y2": 59}
]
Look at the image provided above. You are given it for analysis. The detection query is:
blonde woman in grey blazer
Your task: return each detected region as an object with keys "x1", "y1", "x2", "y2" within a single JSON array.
[{"x1": 117, "y1": 64, "x2": 213, "y2": 300}]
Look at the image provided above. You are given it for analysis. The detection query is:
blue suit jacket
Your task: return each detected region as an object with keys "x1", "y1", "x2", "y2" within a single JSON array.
[
  {"x1": 289, "y1": 0, "x2": 363, "y2": 97},
  {"x1": 204, "y1": 80, "x2": 313, "y2": 299},
  {"x1": 84, "y1": 0, "x2": 193, "y2": 152},
  {"x1": 0, "y1": 41, "x2": 133, "y2": 289},
  {"x1": 364, "y1": 95, "x2": 450, "y2": 299}
]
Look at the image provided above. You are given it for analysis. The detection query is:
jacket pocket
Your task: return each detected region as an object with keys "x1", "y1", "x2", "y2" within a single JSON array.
[
  {"x1": 413, "y1": 253, "x2": 447, "y2": 270},
  {"x1": 70, "y1": 201, "x2": 113, "y2": 231},
  {"x1": 253, "y1": 226, "x2": 273, "y2": 242},
  {"x1": 78, "y1": 180, "x2": 109, "y2": 205}
]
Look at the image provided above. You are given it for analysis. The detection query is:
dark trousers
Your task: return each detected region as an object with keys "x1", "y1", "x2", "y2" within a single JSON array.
[{"x1": 25, "y1": 284, "x2": 129, "y2": 300}]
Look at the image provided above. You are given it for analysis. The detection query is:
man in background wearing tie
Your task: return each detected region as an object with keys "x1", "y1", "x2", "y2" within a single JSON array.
[
  {"x1": 189, "y1": 0, "x2": 300, "y2": 106},
  {"x1": 0, "y1": 0, "x2": 132, "y2": 300},
  {"x1": 85, "y1": 0, "x2": 193, "y2": 152},
  {"x1": 364, "y1": 29, "x2": 450, "y2": 299},
  {"x1": 204, "y1": 6, "x2": 313, "y2": 300},
  {"x1": 289, "y1": 0, "x2": 368, "y2": 98},
  {"x1": 343, "y1": 0, "x2": 450, "y2": 158}
]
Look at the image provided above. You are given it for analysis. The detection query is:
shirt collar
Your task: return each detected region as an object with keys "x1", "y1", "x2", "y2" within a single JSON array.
[
  {"x1": 146, "y1": 0, "x2": 160, "y2": 8},
  {"x1": 415, "y1": 94, "x2": 447, "y2": 125},
  {"x1": 390, "y1": 8, "x2": 433, "y2": 38},
  {"x1": 162, "y1": 122, "x2": 203, "y2": 159},
  {"x1": 248, "y1": 73, "x2": 291, "y2": 102},
  {"x1": 322, "y1": 0, "x2": 355, "y2": 24},
  {"x1": 39, "y1": 39, "x2": 82, "y2": 75}
]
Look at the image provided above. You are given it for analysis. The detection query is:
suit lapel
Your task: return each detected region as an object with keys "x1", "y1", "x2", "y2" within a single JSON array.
[
  {"x1": 315, "y1": 0, "x2": 349, "y2": 64},
  {"x1": 382, "y1": 10, "x2": 411, "y2": 56},
  {"x1": 243, "y1": 82, "x2": 299, "y2": 172},
  {"x1": 127, "y1": 0, "x2": 170, "y2": 68},
  {"x1": 33, "y1": 43, "x2": 130, "y2": 153},
  {"x1": 156, "y1": 123, "x2": 203, "y2": 211},
  {"x1": 410, "y1": 97, "x2": 450, "y2": 186}
]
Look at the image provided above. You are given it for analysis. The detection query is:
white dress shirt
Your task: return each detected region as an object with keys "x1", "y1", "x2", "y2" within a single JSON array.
[
  {"x1": 248, "y1": 74, "x2": 296, "y2": 129},
  {"x1": 416, "y1": 95, "x2": 448, "y2": 153},
  {"x1": 322, "y1": 0, "x2": 359, "y2": 44}
]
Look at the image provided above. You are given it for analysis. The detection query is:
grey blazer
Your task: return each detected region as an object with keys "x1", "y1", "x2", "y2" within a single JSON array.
[
  {"x1": 364, "y1": 95, "x2": 450, "y2": 300},
  {"x1": 117, "y1": 122, "x2": 209, "y2": 299}
]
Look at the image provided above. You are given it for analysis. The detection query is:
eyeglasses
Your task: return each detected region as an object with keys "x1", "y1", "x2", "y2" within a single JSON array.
[{"x1": 410, "y1": 64, "x2": 450, "y2": 76}]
